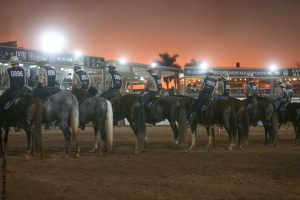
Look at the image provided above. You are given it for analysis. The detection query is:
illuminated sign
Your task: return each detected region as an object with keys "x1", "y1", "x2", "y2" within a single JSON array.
[{"x1": 184, "y1": 67, "x2": 299, "y2": 77}]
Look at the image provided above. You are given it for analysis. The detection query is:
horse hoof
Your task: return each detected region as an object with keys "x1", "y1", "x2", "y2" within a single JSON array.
[
  {"x1": 269, "y1": 144, "x2": 276, "y2": 148},
  {"x1": 24, "y1": 154, "x2": 30, "y2": 161},
  {"x1": 63, "y1": 153, "x2": 70, "y2": 159},
  {"x1": 90, "y1": 148, "x2": 97, "y2": 153},
  {"x1": 75, "y1": 153, "x2": 80, "y2": 158},
  {"x1": 189, "y1": 145, "x2": 194, "y2": 150},
  {"x1": 262, "y1": 143, "x2": 268, "y2": 147}
]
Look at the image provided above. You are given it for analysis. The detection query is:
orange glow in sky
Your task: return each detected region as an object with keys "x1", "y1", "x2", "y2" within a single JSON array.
[{"x1": 1, "y1": 0, "x2": 300, "y2": 68}]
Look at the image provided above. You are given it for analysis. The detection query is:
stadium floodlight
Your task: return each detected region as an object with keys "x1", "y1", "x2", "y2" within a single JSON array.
[
  {"x1": 199, "y1": 61, "x2": 209, "y2": 71},
  {"x1": 151, "y1": 62, "x2": 157, "y2": 67},
  {"x1": 269, "y1": 63, "x2": 278, "y2": 72},
  {"x1": 40, "y1": 31, "x2": 65, "y2": 53},
  {"x1": 119, "y1": 57, "x2": 127, "y2": 65},
  {"x1": 74, "y1": 50, "x2": 82, "y2": 57}
]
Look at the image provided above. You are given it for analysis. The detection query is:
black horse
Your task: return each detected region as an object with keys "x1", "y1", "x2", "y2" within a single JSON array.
[
  {"x1": 0, "y1": 95, "x2": 43, "y2": 159},
  {"x1": 278, "y1": 102, "x2": 300, "y2": 143},
  {"x1": 94, "y1": 94, "x2": 146, "y2": 154},
  {"x1": 79, "y1": 96, "x2": 113, "y2": 155},
  {"x1": 144, "y1": 96, "x2": 187, "y2": 147},
  {"x1": 228, "y1": 97, "x2": 249, "y2": 147},
  {"x1": 42, "y1": 91, "x2": 80, "y2": 157},
  {"x1": 190, "y1": 98, "x2": 238, "y2": 150},
  {"x1": 249, "y1": 96, "x2": 278, "y2": 145}
]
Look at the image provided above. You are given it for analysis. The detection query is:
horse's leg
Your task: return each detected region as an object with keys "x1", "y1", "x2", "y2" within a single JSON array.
[
  {"x1": 189, "y1": 115, "x2": 198, "y2": 149},
  {"x1": 169, "y1": 120, "x2": 180, "y2": 145},
  {"x1": 211, "y1": 126, "x2": 216, "y2": 148},
  {"x1": 267, "y1": 121, "x2": 274, "y2": 146},
  {"x1": 90, "y1": 125, "x2": 99, "y2": 153},
  {"x1": 61, "y1": 124, "x2": 72, "y2": 158},
  {"x1": 3, "y1": 127, "x2": 9, "y2": 158},
  {"x1": 0, "y1": 128, "x2": 3, "y2": 158},
  {"x1": 294, "y1": 123, "x2": 300, "y2": 144},
  {"x1": 224, "y1": 124, "x2": 236, "y2": 151},
  {"x1": 99, "y1": 124, "x2": 107, "y2": 156},
  {"x1": 263, "y1": 122, "x2": 269, "y2": 145},
  {"x1": 206, "y1": 125, "x2": 213, "y2": 149},
  {"x1": 129, "y1": 121, "x2": 142, "y2": 154},
  {"x1": 23, "y1": 125, "x2": 32, "y2": 160}
]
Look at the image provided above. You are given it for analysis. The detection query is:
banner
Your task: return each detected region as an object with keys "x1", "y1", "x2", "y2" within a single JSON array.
[{"x1": 184, "y1": 67, "x2": 298, "y2": 77}]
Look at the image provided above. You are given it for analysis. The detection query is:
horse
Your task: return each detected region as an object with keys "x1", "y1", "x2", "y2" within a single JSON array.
[
  {"x1": 179, "y1": 95, "x2": 249, "y2": 149},
  {"x1": 144, "y1": 96, "x2": 187, "y2": 147},
  {"x1": 79, "y1": 96, "x2": 113, "y2": 155},
  {"x1": 249, "y1": 96, "x2": 278, "y2": 146},
  {"x1": 228, "y1": 97, "x2": 250, "y2": 147},
  {"x1": 190, "y1": 98, "x2": 238, "y2": 150},
  {"x1": 109, "y1": 94, "x2": 146, "y2": 154},
  {"x1": 0, "y1": 95, "x2": 43, "y2": 159},
  {"x1": 42, "y1": 90, "x2": 80, "y2": 157},
  {"x1": 278, "y1": 102, "x2": 300, "y2": 143}
]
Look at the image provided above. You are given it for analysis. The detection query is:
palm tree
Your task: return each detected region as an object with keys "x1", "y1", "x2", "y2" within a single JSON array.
[
  {"x1": 155, "y1": 52, "x2": 181, "y2": 94},
  {"x1": 184, "y1": 59, "x2": 201, "y2": 67},
  {"x1": 156, "y1": 52, "x2": 179, "y2": 68}
]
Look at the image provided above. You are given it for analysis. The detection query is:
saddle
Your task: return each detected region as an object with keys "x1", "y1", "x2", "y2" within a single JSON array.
[
  {"x1": 36, "y1": 87, "x2": 61, "y2": 102},
  {"x1": 145, "y1": 97, "x2": 160, "y2": 110},
  {"x1": 215, "y1": 96, "x2": 229, "y2": 101}
]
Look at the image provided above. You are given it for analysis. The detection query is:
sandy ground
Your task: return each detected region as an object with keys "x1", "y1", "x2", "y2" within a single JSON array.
[{"x1": 1, "y1": 125, "x2": 300, "y2": 200}]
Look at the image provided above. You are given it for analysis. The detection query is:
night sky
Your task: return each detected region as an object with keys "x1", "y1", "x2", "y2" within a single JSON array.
[{"x1": 1, "y1": 0, "x2": 300, "y2": 67}]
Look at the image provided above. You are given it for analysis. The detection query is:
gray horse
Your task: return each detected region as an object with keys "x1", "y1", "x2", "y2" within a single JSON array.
[
  {"x1": 42, "y1": 91, "x2": 79, "y2": 157},
  {"x1": 78, "y1": 96, "x2": 113, "y2": 155}
]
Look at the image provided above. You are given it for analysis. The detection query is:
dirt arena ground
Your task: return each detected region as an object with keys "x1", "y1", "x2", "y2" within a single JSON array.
[{"x1": 1, "y1": 125, "x2": 300, "y2": 200}]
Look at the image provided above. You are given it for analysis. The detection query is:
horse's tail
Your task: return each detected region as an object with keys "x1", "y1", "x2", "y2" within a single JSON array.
[
  {"x1": 272, "y1": 109, "x2": 279, "y2": 145},
  {"x1": 231, "y1": 103, "x2": 238, "y2": 145},
  {"x1": 178, "y1": 98, "x2": 187, "y2": 145},
  {"x1": 70, "y1": 95, "x2": 79, "y2": 144},
  {"x1": 137, "y1": 96, "x2": 146, "y2": 147},
  {"x1": 33, "y1": 97, "x2": 44, "y2": 158},
  {"x1": 105, "y1": 100, "x2": 113, "y2": 152}
]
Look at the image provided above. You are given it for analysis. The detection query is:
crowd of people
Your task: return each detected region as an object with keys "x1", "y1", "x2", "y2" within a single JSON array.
[{"x1": 0, "y1": 55, "x2": 295, "y2": 115}]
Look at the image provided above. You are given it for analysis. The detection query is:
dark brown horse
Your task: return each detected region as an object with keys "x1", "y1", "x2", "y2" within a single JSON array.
[
  {"x1": 0, "y1": 95, "x2": 43, "y2": 159},
  {"x1": 249, "y1": 96, "x2": 278, "y2": 145},
  {"x1": 190, "y1": 98, "x2": 238, "y2": 150},
  {"x1": 144, "y1": 96, "x2": 187, "y2": 147},
  {"x1": 228, "y1": 97, "x2": 250, "y2": 147},
  {"x1": 94, "y1": 94, "x2": 146, "y2": 154},
  {"x1": 278, "y1": 102, "x2": 300, "y2": 143}
]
